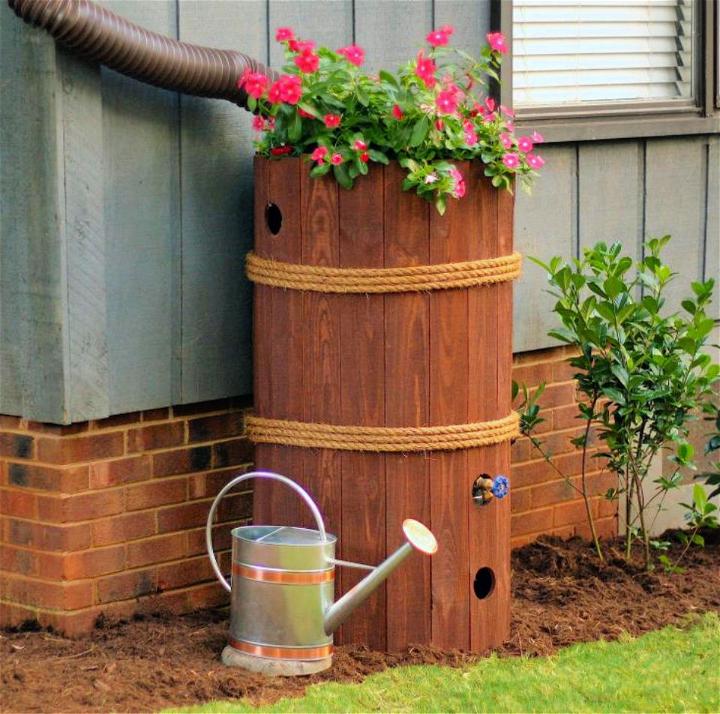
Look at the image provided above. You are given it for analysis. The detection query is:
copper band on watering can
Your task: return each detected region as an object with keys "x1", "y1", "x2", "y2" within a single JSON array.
[
  {"x1": 228, "y1": 638, "x2": 333, "y2": 661},
  {"x1": 231, "y1": 562, "x2": 335, "y2": 585}
]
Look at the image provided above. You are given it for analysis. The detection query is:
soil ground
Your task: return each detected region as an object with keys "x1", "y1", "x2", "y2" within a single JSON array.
[{"x1": 2, "y1": 532, "x2": 719, "y2": 713}]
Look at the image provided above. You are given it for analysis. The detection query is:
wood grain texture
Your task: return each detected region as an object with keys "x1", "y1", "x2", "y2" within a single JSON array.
[
  {"x1": 383, "y1": 162, "x2": 432, "y2": 651},
  {"x1": 300, "y1": 167, "x2": 343, "y2": 541},
  {"x1": 337, "y1": 167, "x2": 386, "y2": 648},
  {"x1": 0, "y1": 7, "x2": 67, "y2": 422},
  {"x1": 428, "y1": 161, "x2": 471, "y2": 650}
]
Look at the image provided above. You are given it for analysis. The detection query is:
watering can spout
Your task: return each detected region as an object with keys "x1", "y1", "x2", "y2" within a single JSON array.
[{"x1": 323, "y1": 519, "x2": 437, "y2": 636}]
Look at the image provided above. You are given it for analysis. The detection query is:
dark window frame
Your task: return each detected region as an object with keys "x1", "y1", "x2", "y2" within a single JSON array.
[{"x1": 498, "y1": 0, "x2": 720, "y2": 143}]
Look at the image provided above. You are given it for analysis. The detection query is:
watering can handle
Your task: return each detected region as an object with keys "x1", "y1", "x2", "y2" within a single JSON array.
[{"x1": 205, "y1": 470, "x2": 327, "y2": 592}]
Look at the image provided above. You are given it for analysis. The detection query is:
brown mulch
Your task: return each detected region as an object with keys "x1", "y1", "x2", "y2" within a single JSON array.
[{"x1": 2, "y1": 532, "x2": 719, "y2": 713}]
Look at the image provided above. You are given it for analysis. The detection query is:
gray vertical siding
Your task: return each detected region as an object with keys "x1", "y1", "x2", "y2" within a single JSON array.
[{"x1": 0, "y1": 0, "x2": 718, "y2": 423}]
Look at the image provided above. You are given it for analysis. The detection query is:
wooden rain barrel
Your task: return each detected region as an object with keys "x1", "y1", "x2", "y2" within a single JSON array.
[{"x1": 248, "y1": 156, "x2": 517, "y2": 653}]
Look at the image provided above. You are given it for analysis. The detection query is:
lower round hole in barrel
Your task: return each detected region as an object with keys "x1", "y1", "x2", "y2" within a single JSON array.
[
  {"x1": 473, "y1": 567, "x2": 495, "y2": 599},
  {"x1": 265, "y1": 203, "x2": 282, "y2": 234}
]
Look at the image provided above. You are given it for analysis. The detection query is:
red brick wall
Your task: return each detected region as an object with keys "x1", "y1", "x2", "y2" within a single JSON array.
[
  {"x1": 510, "y1": 346, "x2": 618, "y2": 547},
  {"x1": 1, "y1": 346, "x2": 617, "y2": 634},
  {"x1": 0, "y1": 401, "x2": 253, "y2": 635}
]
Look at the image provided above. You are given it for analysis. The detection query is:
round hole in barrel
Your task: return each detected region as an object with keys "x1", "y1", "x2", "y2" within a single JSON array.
[
  {"x1": 265, "y1": 203, "x2": 282, "y2": 234},
  {"x1": 473, "y1": 567, "x2": 495, "y2": 600}
]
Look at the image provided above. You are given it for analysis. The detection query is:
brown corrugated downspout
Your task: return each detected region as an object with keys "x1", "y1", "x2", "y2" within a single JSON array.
[{"x1": 7, "y1": 0, "x2": 278, "y2": 107}]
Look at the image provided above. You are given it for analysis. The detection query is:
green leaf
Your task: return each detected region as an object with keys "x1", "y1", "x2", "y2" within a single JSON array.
[
  {"x1": 287, "y1": 111, "x2": 302, "y2": 142},
  {"x1": 333, "y1": 163, "x2": 353, "y2": 190},
  {"x1": 409, "y1": 116, "x2": 429, "y2": 147},
  {"x1": 367, "y1": 149, "x2": 390, "y2": 165}
]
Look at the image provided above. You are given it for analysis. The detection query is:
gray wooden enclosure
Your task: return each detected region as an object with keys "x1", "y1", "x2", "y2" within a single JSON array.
[{"x1": 0, "y1": 1, "x2": 718, "y2": 424}]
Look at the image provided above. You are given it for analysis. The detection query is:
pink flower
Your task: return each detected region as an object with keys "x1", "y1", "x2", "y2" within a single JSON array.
[
  {"x1": 500, "y1": 132, "x2": 514, "y2": 149},
  {"x1": 502, "y1": 153, "x2": 520, "y2": 169},
  {"x1": 424, "y1": 173, "x2": 439, "y2": 184},
  {"x1": 266, "y1": 117, "x2": 276, "y2": 130},
  {"x1": 486, "y1": 32, "x2": 508, "y2": 54},
  {"x1": 392, "y1": 104, "x2": 404, "y2": 120},
  {"x1": 324, "y1": 113, "x2": 341, "y2": 128},
  {"x1": 338, "y1": 44, "x2": 365, "y2": 66},
  {"x1": 294, "y1": 49, "x2": 320, "y2": 73},
  {"x1": 517, "y1": 136, "x2": 534, "y2": 153},
  {"x1": 426, "y1": 25, "x2": 454, "y2": 47},
  {"x1": 288, "y1": 39, "x2": 316, "y2": 53},
  {"x1": 275, "y1": 27, "x2": 294, "y2": 42},
  {"x1": 330, "y1": 153, "x2": 343, "y2": 165},
  {"x1": 268, "y1": 75, "x2": 303, "y2": 105},
  {"x1": 415, "y1": 50, "x2": 437, "y2": 88},
  {"x1": 463, "y1": 121, "x2": 478, "y2": 147},
  {"x1": 280, "y1": 75, "x2": 302, "y2": 104},
  {"x1": 449, "y1": 166, "x2": 466, "y2": 198},
  {"x1": 359, "y1": 152, "x2": 370, "y2": 163},
  {"x1": 531, "y1": 131, "x2": 545, "y2": 144},
  {"x1": 435, "y1": 119, "x2": 445, "y2": 131},
  {"x1": 436, "y1": 89, "x2": 460, "y2": 115},
  {"x1": 311, "y1": 146, "x2": 328, "y2": 164},
  {"x1": 527, "y1": 153, "x2": 545, "y2": 169},
  {"x1": 251, "y1": 115, "x2": 265, "y2": 131},
  {"x1": 298, "y1": 107, "x2": 315, "y2": 119},
  {"x1": 270, "y1": 145, "x2": 293, "y2": 156},
  {"x1": 499, "y1": 104, "x2": 515, "y2": 118},
  {"x1": 353, "y1": 139, "x2": 368, "y2": 151},
  {"x1": 506, "y1": 121, "x2": 515, "y2": 132},
  {"x1": 237, "y1": 70, "x2": 268, "y2": 99},
  {"x1": 484, "y1": 97, "x2": 496, "y2": 113}
]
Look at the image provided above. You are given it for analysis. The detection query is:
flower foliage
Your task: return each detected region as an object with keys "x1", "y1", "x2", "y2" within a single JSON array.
[{"x1": 241, "y1": 27, "x2": 544, "y2": 214}]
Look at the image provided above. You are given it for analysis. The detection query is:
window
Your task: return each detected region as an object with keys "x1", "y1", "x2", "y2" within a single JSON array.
[
  {"x1": 513, "y1": 0, "x2": 695, "y2": 107},
  {"x1": 504, "y1": 0, "x2": 719, "y2": 141}
]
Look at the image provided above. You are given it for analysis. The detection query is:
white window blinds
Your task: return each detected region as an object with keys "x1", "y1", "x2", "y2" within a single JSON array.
[{"x1": 513, "y1": 0, "x2": 695, "y2": 107}]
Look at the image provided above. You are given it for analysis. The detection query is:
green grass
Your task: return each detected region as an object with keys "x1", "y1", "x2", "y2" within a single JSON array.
[{"x1": 171, "y1": 613, "x2": 720, "y2": 713}]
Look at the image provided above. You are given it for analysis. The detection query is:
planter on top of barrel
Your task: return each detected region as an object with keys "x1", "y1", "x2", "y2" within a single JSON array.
[{"x1": 243, "y1": 26, "x2": 544, "y2": 654}]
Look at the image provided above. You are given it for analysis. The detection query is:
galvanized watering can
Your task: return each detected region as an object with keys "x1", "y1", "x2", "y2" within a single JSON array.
[{"x1": 206, "y1": 471, "x2": 437, "y2": 675}]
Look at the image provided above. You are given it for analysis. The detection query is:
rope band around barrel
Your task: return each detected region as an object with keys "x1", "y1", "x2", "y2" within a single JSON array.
[
  {"x1": 246, "y1": 251, "x2": 522, "y2": 294},
  {"x1": 246, "y1": 413, "x2": 519, "y2": 452}
]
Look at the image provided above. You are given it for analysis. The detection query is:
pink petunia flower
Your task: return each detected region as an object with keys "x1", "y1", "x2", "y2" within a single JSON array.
[
  {"x1": 359, "y1": 152, "x2": 370, "y2": 163},
  {"x1": 294, "y1": 49, "x2": 320, "y2": 73},
  {"x1": 338, "y1": 44, "x2": 365, "y2": 66},
  {"x1": 415, "y1": 50, "x2": 437, "y2": 88},
  {"x1": 324, "y1": 113, "x2": 342, "y2": 128},
  {"x1": 500, "y1": 132, "x2": 514, "y2": 149},
  {"x1": 238, "y1": 70, "x2": 268, "y2": 99},
  {"x1": 463, "y1": 121, "x2": 478, "y2": 147},
  {"x1": 353, "y1": 139, "x2": 368, "y2": 151},
  {"x1": 426, "y1": 25, "x2": 454, "y2": 47},
  {"x1": 424, "y1": 173, "x2": 439, "y2": 184},
  {"x1": 251, "y1": 115, "x2": 265, "y2": 131},
  {"x1": 499, "y1": 104, "x2": 515, "y2": 118},
  {"x1": 449, "y1": 166, "x2": 466, "y2": 198},
  {"x1": 484, "y1": 97, "x2": 496, "y2": 113},
  {"x1": 311, "y1": 146, "x2": 328, "y2": 164},
  {"x1": 268, "y1": 81, "x2": 283, "y2": 104},
  {"x1": 527, "y1": 153, "x2": 545, "y2": 169},
  {"x1": 502, "y1": 153, "x2": 520, "y2": 169},
  {"x1": 486, "y1": 32, "x2": 508, "y2": 54},
  {"x1": 517, "y1": 136, "x2": 534, "y2": 153},
  {"x1": 275, "y1": 27, "x2": 294, "y2": 42},
  {"x1": 392, "y1": 104, "x2": 404, "y2": 120},
  {"x1": 531, "y1": 131, "x2": 545, "y2": 144},
  {"x1": 330, "y1": 153, "x2": 344, "y2": 165}
]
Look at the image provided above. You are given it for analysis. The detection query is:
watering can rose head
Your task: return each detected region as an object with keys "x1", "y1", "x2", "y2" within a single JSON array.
[{"x1": 241, "y1": 27, "x2": 544, "y2": 215}]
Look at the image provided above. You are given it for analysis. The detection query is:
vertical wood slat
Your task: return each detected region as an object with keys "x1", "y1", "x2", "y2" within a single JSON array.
[
  {"x1": 300, "y1": 170, "x2": 343, "y2": 543},
  {"x1": 383, "y1": 162, "x2": 432, "y2": 651},
  {"x1": 429, "y1": 161, "x2": 471, "y2": 650},
  {"x1": 337, "y1": 169, "x2": 386, "y2": 649},
  {"x1": 101, "y1": 0, "x2": 180, "y2": 414}
]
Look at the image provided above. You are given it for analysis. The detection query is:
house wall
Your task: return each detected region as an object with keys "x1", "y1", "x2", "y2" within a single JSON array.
[{"x1": 2, "y1": 0, "x2": 717, "y2": 424}]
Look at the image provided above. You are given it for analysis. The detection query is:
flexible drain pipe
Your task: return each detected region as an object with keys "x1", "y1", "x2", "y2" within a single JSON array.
[{"x1": 7, "y1": 0, "x2": 277, "y2": 106}]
